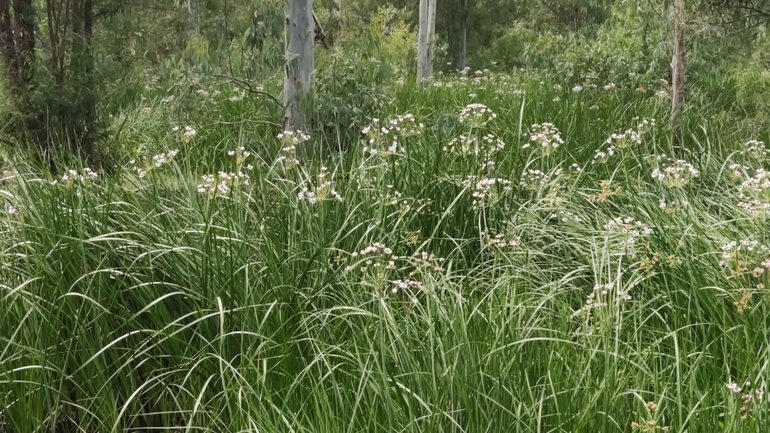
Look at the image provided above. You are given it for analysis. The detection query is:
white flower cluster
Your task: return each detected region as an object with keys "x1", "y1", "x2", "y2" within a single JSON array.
[
  {"x1": 458, "y1": 103, "x2": 497, "y2": 127},
  {"x1": 278, "y1": 130, "x2": 311, "y2": 145},
  {"x1": 345, "y1": 242, "x2": 396, "y2": 274},
  {"x1": 594, "y1": 118, "x2": 654, "y2": 163},
  {"x1": 484, "y1": 232, "x2": 520, "y2": 249},
  {"x1": 129, "y1": 149, "x2": 179, "y2": 178},
  {"x1": 659, "y1": 198, "x2": 689, "y2": 214},
  {"x1": 549, "y1": 208, "x2": 581, "y2": 223},
  {"x1": 738, "y1": 169, "x2": 770, "y2": 196},
  {"x1": 276, "y1": 131, "x2": 310, "y2": 169},
  {"x1": 383, "y1": 187, "x2": 411, "y2": 212},
  {"x1": 386, "y1": 113, "x2": 424, "y2": 137},
  {"x1": 604, "y1": 216, "x2": 653, "y2": 249},
  {"x1": 520, "y1": 169, "x2": 547, "y2": 189},
  {"x1": 357, "y1": 242, "x2": 393, "y2": 259},
  {"x1": 651, "y1": 156, "x2": 699, "y2": 188},
  {"x1": 720, "y1": 238, "x2": 768, "y2": 267},
  {"x1": 593, "y1": 146, "x2": 616, "y2": 164},
  {"x1": 56, "y1": 168, "x2": 98, "y2": 187},
  {"x1": 738, "y1": 200, "x2": 770, "y2": 218},
  {"x1": 183, "y1": 126, "x2": 196, "y2": 142},
  {"x1": 197, "y1": 171, "x2": 249, "y2": 197},
  {"x1": 584, "y1": 282, "x2": 631, "y2": 312},
  {"x1": 523, "y1": 123, "x2": 564, "y2": 156},
  {"x1": 443, "y1": 133, "x2": 505, "y2": 160},
  {"x1": 728, "y1": 163, "x2": 749, "y2": 181},
  {"x1": 391, "y1": 279, "x2": 423, "y2": 293},
  {"x1": 744, "y1": 140, "x2": 768, "y2": 159},
  {"x1": 227, "y1": 146, "x2": 253, "y2": 169},
  {"x1": 604, "y1": 129, "x2": 641, "y2": 149},
  {"x1": 411, "y1": 251, "x2": 446, "y2": 274},
  {"x1": 297, "y1": 167, "x2": 343, "y2": 204},
  {"x1": 361, "y1": 115, "x2": 421, "y2": 158},
  {"x1": 463, "y1": 176, "x2": 512, "y2": 208}
]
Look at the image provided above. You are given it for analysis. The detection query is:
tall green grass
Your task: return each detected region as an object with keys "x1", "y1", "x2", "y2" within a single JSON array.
[{"x1": 1, "y1": 71, "x2": 769, "y2": 432}]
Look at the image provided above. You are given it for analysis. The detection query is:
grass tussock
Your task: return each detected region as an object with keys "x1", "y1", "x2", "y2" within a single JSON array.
[{"x1": 1, "y1": 71, "x2": 770, "y2": 432}]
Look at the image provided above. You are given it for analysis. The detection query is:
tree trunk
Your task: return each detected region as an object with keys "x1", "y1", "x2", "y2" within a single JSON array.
[
  {"x1": 0, "y1": 0, "x2": 20, "y2": 88},
  {"x1": 671, "y1": 0, "x2": 685, "y2": 147},
  {"x1": 0, "y1": 0, "x2": 35, "y2": 108},
  {"x1": 333, "y1": 0, "x2": 340, "y2": 17},
  {"x1": 15, "y1": 0, "x2": 34, "y2": 89},
  {"x1": 459, "y1": 1, "x2": 467, "y2": 71},
  {"x1": 283, "y1": 0, "x2": 314, "y2": 135},
  {"x1": 188, "y1": 0, "x2": 198, "y2": 36},
  {"x1": 417, "y1": 0, "x2": 429, "y2": 84},
  {"x1": 417, "y1": 0, "x2": 436, "y2": 84},
  {"x1": 426, "y1": 0, "x2": 436, "y2": 78}
]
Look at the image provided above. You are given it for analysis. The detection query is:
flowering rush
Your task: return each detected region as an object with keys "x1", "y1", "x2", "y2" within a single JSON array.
[
  {"x1": 651, "y1": 156, "x2": 699, "y2": 188},
  {"x1": 523, "y1": 123, "x2": 564, "y2": 156},
  {"x1": 604, "y1": 216, "x2": 653, "y2": 249},
  {"x1": 458, "y1": 103, "x2": 497, "y2": 127},
  {"x1": 297, "y1": 167, "x2": 343, "y2": 204}
]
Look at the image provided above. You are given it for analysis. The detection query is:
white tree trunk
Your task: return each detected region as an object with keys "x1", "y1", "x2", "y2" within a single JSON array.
[
  {"x1": 188, "y1": 0, "x2": 199, "y2": 35},
  {"x1": 426, "y1": 0, "x2": 436, "y2": 78},
  {"x1": 460, "y1": 14, "x2": 467, "y2": 70},
  {"x1": 671, "y1": 0, "x2": 685, "y2": 146},
  {"x1": 333, "y1": 0, "x2": 341, "y2": 17},
  {"x1": 417, "y1": 0, "x2": 436, "y2": 84},
  {"x1": 417, "y1": 0, "x2": 429, "y2": 84},
  {"x1": 283, "y1": 0, "x2": 314, "y2": 134}
]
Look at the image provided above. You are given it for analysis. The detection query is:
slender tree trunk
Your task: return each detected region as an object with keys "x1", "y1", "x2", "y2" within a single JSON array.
[
  {"x1": 1, "y1": 0, "x2": 35, "y2": 101},
  {"x1": 459, "y1": 0, "x2": 468, "y2": 70},
  {"x1": 188, "y1": 0, "x2": 198, "y2": 35},
  {"x1": 333, "y1": 0, "x2": 340, "y2": 17},
  {"x1": 417, "y1": 0, "x2": 436, "y2": 84},
  {"x1": 426, "y1": 0, "x2": 436, "y2": 78},
  {"x1": 283, "y1": 0, "x2": 314, "y2": 134},
  {"x1": 82, "y1": 0, "x2": 95, "y2": 155},
  {"x1": 671, "y1": 0, "x2": 685, "y2": 147},
  {"x1": 0, "y1": 0, "x2": 20, "y2": 88},
  {"x1": 0, "y1": 0, "x2": 35, "y2": 135},
  {"x1": 417, "y1": 0, "x2": 429, "y2": 84},
  {"x1": 15, "y1": 0, "x2": 34, "y2": 88}
]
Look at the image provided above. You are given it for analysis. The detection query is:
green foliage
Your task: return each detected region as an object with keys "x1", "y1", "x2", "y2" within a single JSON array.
[
  {"x1": 312, "y1": 32, "x2": 395, "y2": 150},
  {"x1": 4, "y1": 69, "x2": 770, "y2": 432},
  {"x1": 5, "y1": 1, "x2": 770, "y2": 432}
]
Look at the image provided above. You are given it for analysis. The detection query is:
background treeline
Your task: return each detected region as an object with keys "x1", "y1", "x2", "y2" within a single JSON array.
[{"x1": 1, "y1": 0, "x2": 769, "y2": 165}]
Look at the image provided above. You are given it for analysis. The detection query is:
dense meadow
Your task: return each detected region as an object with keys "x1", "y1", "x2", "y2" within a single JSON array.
[{"x1": 2, "y1": 68, "x2": 770, "y2": 432}]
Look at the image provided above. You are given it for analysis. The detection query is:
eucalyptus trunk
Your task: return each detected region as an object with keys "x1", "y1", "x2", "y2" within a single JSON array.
[
  {"x1": 189, "y1": 0, "x2": 199, "y2": 35},
  {"x1": 0, "y1": 0, "x2": 35, "y2": 111},
  {"x1": 671, "y1": 0, "x2": 685, "y2": 147},
  {"x1": 417, "y1": 0, "x2": 436, "y2": 84},
  {"x1": 459, "y1": 1, "x2": 468, "y2": 70},
  {"x1": 417, "y1": 0, "x2": 429, "y2": 84},
  {"x1": 426, "y1": 0, "x2": 436, "y2": 78},
  {"x1": 283, "y1": 0, "x2": 314, "y2": 135}
]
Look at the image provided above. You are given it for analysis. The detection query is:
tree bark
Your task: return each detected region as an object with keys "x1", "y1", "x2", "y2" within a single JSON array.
[
  {"x1": 459, "y1": 0, "x2": 468, "y2": 71},
  {"x1": 426, "y1": 0, "x2": 436, "y2": 78},
  {"x1": 671, "y1": 0, "x2": 685, "y2": 147},
  {"x1": 0, "y1": 0, "x2": 35, "y2": 98},
  {"x1": 0, "y1": 0, "x2": 20, "y2": 88},
  {"x1": 283, "y1": 0, "x2": 314, "y2": 134},
  {"x1": 188, "y1": 0, "x2": 198, "y2": 35},
  {"x1": 15, "y1": 0, "x2": 35, "y2": 90},
  {"x1": 417, "y1": 0, "x2": 429, "y2": 84}
]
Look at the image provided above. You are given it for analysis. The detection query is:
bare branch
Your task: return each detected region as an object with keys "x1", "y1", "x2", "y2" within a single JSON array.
[{"x1": 212, "y1": 74, "x2": 284, "y2": 109}]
